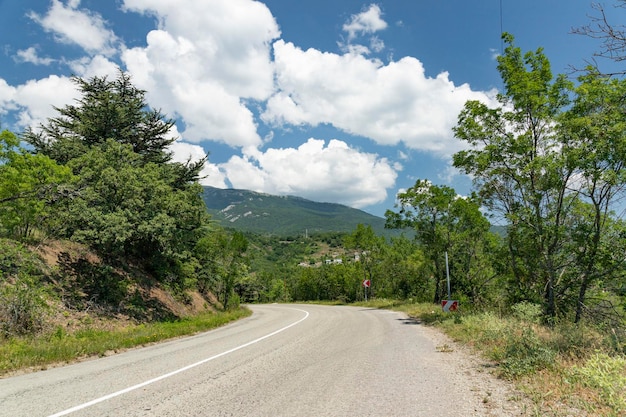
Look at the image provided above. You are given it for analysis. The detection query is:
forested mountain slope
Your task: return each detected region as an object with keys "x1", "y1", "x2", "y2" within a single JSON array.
[{"x1": 202, "y1": 186, "x2": 392, "y2": 236}]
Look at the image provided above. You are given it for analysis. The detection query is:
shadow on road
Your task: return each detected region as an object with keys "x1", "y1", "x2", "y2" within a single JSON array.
[{"x1": 397, "y1": 317, "x2": 422, "y2": 325}]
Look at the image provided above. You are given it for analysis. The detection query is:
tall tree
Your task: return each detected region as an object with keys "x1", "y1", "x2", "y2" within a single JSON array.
[
  {"x1": 57, "y1": 140, "x2": 209, "y2": 282},
  {"x1": 559, "y1": 70, "x2": 626, "y2": 322},
  {"x1": 453, "y1": 34, "x2": 626, "y2": 321},
  {"x1": 344, "y1": 224, "x2": 385, "y2": 298},
  {"x1": 385, "y1": 179, "x2": 493, "y2": 304},
  {"x1": 23, "y1": 70, "x2": 207, "y2": 188},
  {"x1": 454, "y1": 34, "x2": 575, "y2": 318},
  {"x1": 24, "y1": 71, "x2": 177, "y2": 165}
]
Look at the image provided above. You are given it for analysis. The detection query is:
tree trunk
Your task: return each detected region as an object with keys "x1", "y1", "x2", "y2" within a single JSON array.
[{"x1": 574, "y1": 276, "x2": 589, "y2": 323}]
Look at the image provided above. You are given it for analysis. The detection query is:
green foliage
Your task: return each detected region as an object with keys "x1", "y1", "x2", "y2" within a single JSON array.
[
  {"x1": 48, "y1": 139, "x2": 210, "y2": 287},
  {"x1": 0, "y1": 130, "x2": 73, "y2": 240},
  {"x1": 0, "y1": 275, "x2": 49, "y2": 338},
  {"x1": 498, "y1": 326, "x2": 557, "y2": 377},
  {"x1": 0, "y1": 239, "x2": 50, "y2": 338},
  {"x1": 385, "y1": 179, "x2": 497, "y2": 304},
  {"x1": 452, "y1": 33, "x2": 626, "y2": 323},
  {"x1": 15, "y1": 71, "x2": 211, "y2": 293},
  {"x1": 195, "y1": 229, "x2": 249, "y2": 309},
  {"x1": 24, "y1": 71, "x2": 178, "y2": 166},
  {"x1": 511, "y1": 301, "x2": 543, "y2": 324}
]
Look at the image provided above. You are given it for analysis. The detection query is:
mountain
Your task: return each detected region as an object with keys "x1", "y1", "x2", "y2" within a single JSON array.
[{"x1": 201, "y1": 186, "x2": 390, "y2": 236}]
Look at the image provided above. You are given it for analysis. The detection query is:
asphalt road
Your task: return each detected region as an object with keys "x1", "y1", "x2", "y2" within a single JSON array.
[{"x1": 0, "y1": 304, "x2": 506, "y2": 417}]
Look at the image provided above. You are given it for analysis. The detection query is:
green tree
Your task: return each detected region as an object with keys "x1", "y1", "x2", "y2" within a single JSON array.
[
  {"x1": 453, "y1": 34, "x2": 574, "y2": 318},
  {"x1": 19, "y1": 71, "x2": 211, "y2": 289},
  {"x1": 375, "y1": 236, "x2": 427, "y2": 300},
  {"x1": 453, "y1": 34, "x2": 626, "y2": 321},
  {"x1": 0, "y1": 130, "x2": 73, "y2": 239},
  {"x1": 54, "y1": 140, "x2": 208, "y2": 285},
  {"x1": 385, "y1": 180, "x2": 494, "y2": 304},
  {"x1": 344, "y1": 224, "x2": 385, "y2": 298},
  {"x1": 23, "y1": 71, "x2": 205, "y2": 185},
  {"x1": 196, "y1": 230, "x2": 249, "y2": 309},
  {"x1": 559, "y1": 70, "x2": 626, "y2": 322}
]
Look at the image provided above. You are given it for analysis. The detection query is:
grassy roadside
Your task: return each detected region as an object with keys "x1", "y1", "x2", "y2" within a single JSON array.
[
  {"x1": 360, "y1": 299, "x2": 626, "y2": 417},
  {"x1": 0, "y1": 307, "x2": 251, "y2": 377}
]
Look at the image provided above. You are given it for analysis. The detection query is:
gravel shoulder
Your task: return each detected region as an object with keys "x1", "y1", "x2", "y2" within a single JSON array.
[{"x1": 413, "y1": 321, "x2": 535, "y2": 416}]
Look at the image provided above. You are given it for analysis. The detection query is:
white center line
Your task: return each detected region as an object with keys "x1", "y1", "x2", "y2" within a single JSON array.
[{"x1": 47, "y1": 307, "x2": 309, "y2": 417}]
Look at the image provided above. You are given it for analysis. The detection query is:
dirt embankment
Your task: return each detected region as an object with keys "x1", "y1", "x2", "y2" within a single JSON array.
[{"x1": 30, "y1": 239, "x2": 218, "y2": 333}]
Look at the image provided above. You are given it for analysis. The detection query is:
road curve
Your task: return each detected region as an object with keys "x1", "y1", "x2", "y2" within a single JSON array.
[{"x1": 0, "y1": 304, "x2": 515, "y2": 417}]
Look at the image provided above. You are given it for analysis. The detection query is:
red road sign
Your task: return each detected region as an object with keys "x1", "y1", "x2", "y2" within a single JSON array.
[
  {"x1": 441, "y1": 300, "x2": 458, "y2": 312},
  {"x1": 362, "y1": 279, "x2": 371, "y2": 288}
]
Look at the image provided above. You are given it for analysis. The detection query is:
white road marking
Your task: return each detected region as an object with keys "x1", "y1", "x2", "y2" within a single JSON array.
[{"x1": 47, "y1": 308, "x2": 310, "y2": 417}]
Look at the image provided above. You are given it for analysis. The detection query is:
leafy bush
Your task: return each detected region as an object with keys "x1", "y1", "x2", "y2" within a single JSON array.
[
  {"x1": 0, "y1": 238, "x2": 47, "y2": 277},
  {"x1": 499, "y1": 325, "x2": 556, "y2": 377},
  {"x1": 511, "y1": 301, "x2": 543, "y2": 323},
  {"x1": 0, "y1": 238, "x2": 49, "y2": 338},
  {"x1": 0, "y1": 275, "x2": 48, "y2": 338}
]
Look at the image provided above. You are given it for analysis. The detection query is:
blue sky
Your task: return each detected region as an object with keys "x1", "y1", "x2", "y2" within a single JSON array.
[{"x1": 0, "y1": 0, "x2": 619, "y2": 217}]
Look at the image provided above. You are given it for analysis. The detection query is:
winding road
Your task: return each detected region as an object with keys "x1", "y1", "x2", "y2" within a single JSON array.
[{"x1": 0, "y1": 304, "x2": 519, "y2": 416}]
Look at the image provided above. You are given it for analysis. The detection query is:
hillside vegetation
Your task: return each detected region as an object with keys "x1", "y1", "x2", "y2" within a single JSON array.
[{"x1": 1, "y1": 72, "x2": 249, "y2": 343}]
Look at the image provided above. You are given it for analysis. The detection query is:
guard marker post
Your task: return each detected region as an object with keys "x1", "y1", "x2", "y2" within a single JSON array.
[
  {"x1": 441, "y1": 300, "x2": 459, "y2": 312},
  {"x1": 362, "y1": 279, "x2": 370, "y2": 301}
]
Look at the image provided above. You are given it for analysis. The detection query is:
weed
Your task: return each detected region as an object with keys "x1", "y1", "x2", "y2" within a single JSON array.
[{"x1": 569, "y1": 353, "x2": 626, "y2": 415}]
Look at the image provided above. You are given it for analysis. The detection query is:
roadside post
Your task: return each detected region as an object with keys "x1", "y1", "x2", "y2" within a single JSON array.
[
  {"x1": 442, "y1": 251, "x2": 458, "y2": 312},
  {"x1": 362, "y1": 279, "x2": 370, "y2": 301}
]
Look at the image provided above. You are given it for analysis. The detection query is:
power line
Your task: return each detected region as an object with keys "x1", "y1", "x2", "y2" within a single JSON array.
[{"x1": 500, "y1": 0, "x2": 504, "y2": 54}]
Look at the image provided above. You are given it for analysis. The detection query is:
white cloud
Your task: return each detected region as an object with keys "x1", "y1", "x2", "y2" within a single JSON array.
[
  {"x1": 4, "y1": 75, "x2": 78, "y2": 130},
  {"x1": 14, "y1": 47, "x2": 54, "y2": 66},
  {"x1": 264, "y1": 40, "x2": 498, "y2": 157},
  {"x1": 369, "y1": 36, "x2": 385, "y2": 53},
  {"x1": 121, "y1": 0, "x2": 280, "y2": 147},
  {"x1": 28, "y1": 0, "x2": 120, "y2": 56},
  {"x1": 221, "y1": 138, "x2": 399, "y2": 208},
  {"x1": 343, "y1": 4, "x2": 388, "y2": 40},
  {"x1": 67, "y1": 55, "x2": 120, "y2": 79},
  {"x1": 0, "y1": 79, "x2": 17, "y2": 116}
]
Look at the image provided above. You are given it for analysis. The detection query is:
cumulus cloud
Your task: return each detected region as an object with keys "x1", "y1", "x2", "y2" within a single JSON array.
[
  {"x1": 14, "y1": 47, "x2": 54, "y2": 65},
  {"x1": 343, "y1": 4, "x2": 388, "y2": 40},
  {"x1": 221, "y1": 138, "x2": 399, "y2": 208},
  {"x1": 121, "y1": 0, "x2": 280, "y2": 147},
  {"x1": 0, "y1": 75, "x2": 78, "y2": 130},
  {"x1": 264, "y1": 40, "x2": 498, "y2": 157},
  {"x1": 67, "y1": 55, "x2": 120, "y2": 79},
  {"x1": 28, "y1": 0, "x2": 120, "y2": 56},
  {"x1": 1, "y1": 0, "x2": 504, "y2": 212}
]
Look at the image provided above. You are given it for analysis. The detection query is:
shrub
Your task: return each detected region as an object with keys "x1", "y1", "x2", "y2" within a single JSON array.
[
  {"x1": 511, "y1": 301, "x2": 543, "y2": 323},
  {"x1": 0, "y1": 275, "x2": 48, "y2": 337},
  {"x1": 499, "y1": 325, "x2": 556, "y2": 377},
  {"x1": 0, "y1": 238, "x2": 49, "y2": 338}
]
